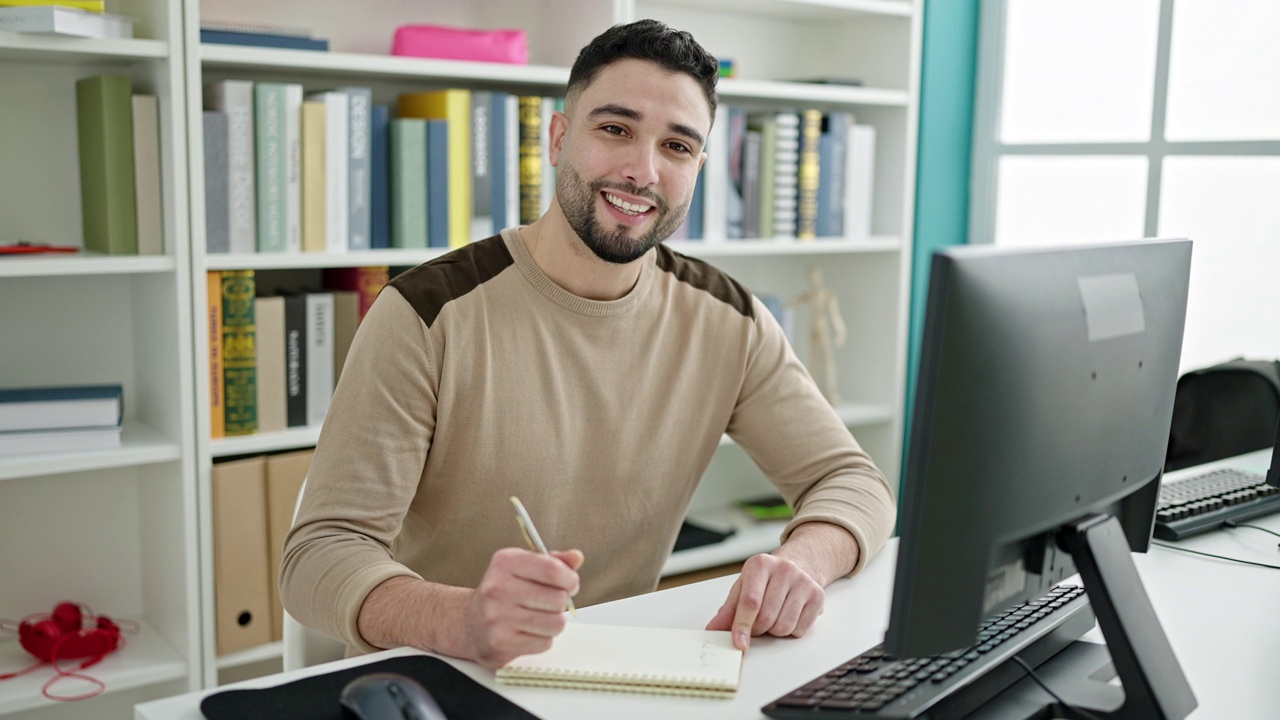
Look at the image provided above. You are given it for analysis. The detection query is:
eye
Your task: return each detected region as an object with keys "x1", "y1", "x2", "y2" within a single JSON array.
[
  {"x1": 601, "y1": 124, "x2": 628, "y2": 136},
  {"x1": 666, "y1": 141, "x2": 693, "y2": 154}
]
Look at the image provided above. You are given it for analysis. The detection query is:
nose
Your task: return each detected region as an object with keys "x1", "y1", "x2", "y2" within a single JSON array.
[{"x1": 620, "y1": 142, "x2": 659, "y2": 188}]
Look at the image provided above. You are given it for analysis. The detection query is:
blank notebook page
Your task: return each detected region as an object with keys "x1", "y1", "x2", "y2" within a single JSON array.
[{"x1": 495, "y1": 623, "x2": 744, "y2": 698}]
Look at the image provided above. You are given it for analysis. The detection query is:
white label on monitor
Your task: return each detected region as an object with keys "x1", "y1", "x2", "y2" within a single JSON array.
[
  {"x1": 984, "y1": 559, "x2": 1027, "y2": 612},
  {"x1": 1077, "y1": 273, "x2": 1145, "y2": 342}
]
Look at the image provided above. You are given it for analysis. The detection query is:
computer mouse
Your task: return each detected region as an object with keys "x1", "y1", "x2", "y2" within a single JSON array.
[{"x1": 340, "y1": 672, "x2": 448, "y2": 720}]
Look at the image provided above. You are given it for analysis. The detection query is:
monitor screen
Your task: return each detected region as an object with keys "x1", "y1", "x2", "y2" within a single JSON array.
[{"x1": 887, "y1": 238, "x2": 1192, "y2": 660}]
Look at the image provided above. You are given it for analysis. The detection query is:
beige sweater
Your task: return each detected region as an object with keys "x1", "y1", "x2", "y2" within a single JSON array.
[{"x1": 281, "y1": 228, "x2": 896, "y2": 653}]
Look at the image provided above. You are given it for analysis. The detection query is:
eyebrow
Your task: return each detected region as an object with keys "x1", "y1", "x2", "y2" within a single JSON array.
[{"x1": 587, "y1": 103, "x2": 706, "y2": 150}]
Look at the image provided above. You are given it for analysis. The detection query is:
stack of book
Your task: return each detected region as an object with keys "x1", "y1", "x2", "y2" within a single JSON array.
[
  {"x1": 0, "y1": 1, "x2": 135, "y2": 39},
  {"x1": 0, "y1": 384, "x2": 124, "y2": 455}
]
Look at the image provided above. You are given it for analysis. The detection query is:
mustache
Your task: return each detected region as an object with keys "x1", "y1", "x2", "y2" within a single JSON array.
[{"x1": 592, "y1": 181, "x2": 667, "y2": 213}]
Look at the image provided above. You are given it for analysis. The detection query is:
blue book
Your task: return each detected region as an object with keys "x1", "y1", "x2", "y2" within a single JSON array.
[
  {"x1": 686, "y1": 165, "x2": 705, "y2": 241},
  {"x1": 0, "y1": 384, "x2": 123, "y2": 432},
  {"x1": 816, "y1": 112, "x2": 851, "y2": 239},
  {"x1": 426, "y1": 119, "x2": 450, "y2": 249},
  {"x1": 369, "y1": 103, "x2": 391, "y2": 249},
  {"x1": 489, "y1": 92, "x2": 511, "y2": 232},
  {"x1": 200, "y1": 30, "x2": 329, "y2": 51}
]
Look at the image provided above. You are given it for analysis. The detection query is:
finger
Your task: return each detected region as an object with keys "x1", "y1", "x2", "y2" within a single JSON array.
[
  {"x1": 765, "y1": 588, "x2": 805, "y2": 637},
  {"x1": 730, "y1": 568, "x2": 770, "y2": 651},
  {"x1": 750, "y1": 576, "x2": 788, "y2": 636},
  {"x1": 551, "y1": 549, "x2": 584, "y2": 571},
  {"x1": 791, "y1": 591, "x2": 825, "y2": 638},
  {"x1": 705, "y1": 579, "x2": 742, "y2": 631},
  {"x1": 500, "y1": 549, "x2": 579, "y2": 592}
]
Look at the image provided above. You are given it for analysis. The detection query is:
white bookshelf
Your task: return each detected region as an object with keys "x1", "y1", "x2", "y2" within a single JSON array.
[
  {"x1": 0, "y1": 0, "x2": 928, "y2": 702},
  {"x1": 177, "y1": 0, "x2": 921, "y2": 685},
  {"x1": 0, "y1": 0, "x2": 201, "y2": 715}
]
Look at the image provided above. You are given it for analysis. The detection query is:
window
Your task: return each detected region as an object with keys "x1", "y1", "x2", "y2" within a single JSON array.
[{"x1": 971, "y1": 0, "x2": 1280, "y2": 371}]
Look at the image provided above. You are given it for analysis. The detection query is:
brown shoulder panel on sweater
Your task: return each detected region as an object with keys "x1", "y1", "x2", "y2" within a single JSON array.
[
  {"x1": 387, "y1": 235, "x2": 514, "y2": 327},
  {"x1": 654, "y1": 244, "x2": 755, "y2": 318}
]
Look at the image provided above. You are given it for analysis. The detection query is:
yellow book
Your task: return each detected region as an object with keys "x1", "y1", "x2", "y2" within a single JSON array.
[
  {"x1": 0, "y1": 0, "x2": 105, "y2": 11},
  {"x1": 207, "y1": 271, "x2": 225, "y2": 439},
  {"x1": 496, "y1": 623, "x2": 743, "y2": 698},
  {"x1": 397, "y1": 89, "x2": 471, "y2": 249},
  {"x1": 300, "y1": 100, "x2": 327, "y2": 253}
]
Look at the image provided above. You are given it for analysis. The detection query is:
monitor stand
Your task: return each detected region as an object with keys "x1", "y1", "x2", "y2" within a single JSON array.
[{"x1": 971, "y1": 513, "x2": 1196, "y2": 720}]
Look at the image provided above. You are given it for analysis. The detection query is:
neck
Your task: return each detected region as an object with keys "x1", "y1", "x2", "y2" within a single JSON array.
[{"x1": 520, "y1": 200, "x2": 648, "y2": 301}]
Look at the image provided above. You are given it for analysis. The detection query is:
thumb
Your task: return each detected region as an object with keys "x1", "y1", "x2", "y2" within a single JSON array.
[{"x1": 551, "y1": 549, "x2": 584, "y2": 571}]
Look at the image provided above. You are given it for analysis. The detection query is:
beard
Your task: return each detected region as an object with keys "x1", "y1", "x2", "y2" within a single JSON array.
[{"x1": 556, "y1": 162, "x2": 690, "y2": 265}]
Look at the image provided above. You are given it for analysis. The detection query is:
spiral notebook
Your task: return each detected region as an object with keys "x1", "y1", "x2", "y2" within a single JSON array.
[{"x1": 495, "y1": 623, "x2": 743, "y2": 698}]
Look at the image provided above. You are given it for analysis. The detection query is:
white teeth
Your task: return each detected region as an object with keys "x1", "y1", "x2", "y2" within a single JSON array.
[{"x1": 604, "y1": 192, "x2": 652, "y2": 215}]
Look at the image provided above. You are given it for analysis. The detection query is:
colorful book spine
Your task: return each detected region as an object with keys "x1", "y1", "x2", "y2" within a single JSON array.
[
  {"x1": 75, "y1": 74, "x2": 137, "y2": 255},
  {"x1": 369, "y1": 103, "x2": 391, "y2": 249},
  {"x1": 426, "y1": 119, "x2": 449, "y2": 249},
  {"x1": 254, "y1": 295, "x2": 287, "y2": 433},
  {"x1": 796, "y1": 108, "x2": 823, "y2": 240},
  {"x1": 306, "y1": 90, "x2": 347, "y2": 253},
  {"x1": 202, "y1": 111, "x2": 230, "y2": 254},
  {"x1": 323, "y1": 266, "x2": 389, "y2": 322},
  {"x1": 283, "y1": 293, "x2": 308, "y2": 427},
  {"x1": 131, "y1": 94, "x2": 162, "y2": 255},
  {"x1": 199, "y1": 29, "x2": 328, "y2": 51},
  {"x1": 304, "y1": 292, "x2": 334, "y2": 426},
  {"x1": 773, "y1": 112, "x2": 801, "y2": 239},
  {"x1": 300, "y1": 100, "x2": 327, "y2": 253},
  {"x1": 0, "y1": 0, "x2": 105, "y2": 11},
  {"x1": 816, "y1": 112, "x2": 851, "y2": 238},
  {"x1": 470, "y1": 90, "x2": 494, "y2": 239},
  {"x1": 489, "y1": 92, "x2": 512, "y2": 232},
  {"x1": 254, "y1": 83, "x2": 288, "y2": 252},
  {"x1": 203, "y1": 80, "x2": 257, "y2": 254},
  {"x1": 389, "y1": 118, "x2": 427, "y2": 249},
  {"x1": 340, "y1": 86, "x2": 373, "y2": 251},
  {"x1": 725, "y1": 108, "x2": 748, "y2": 239},
  {"x1": 517, "y1": 95, "x2": 541, "y2": 225},
  {"x1": 221, "y1": 270, "x2": 257, "y2": 435},
  {"x1": 207, "y1": 271, "x2": 225, "y2": 439},
  {"x1": 397, "y1": 89, "x2": 472, "y2": 248}
]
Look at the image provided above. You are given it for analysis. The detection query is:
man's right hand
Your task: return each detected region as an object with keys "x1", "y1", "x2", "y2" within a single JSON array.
[{"x1": 465, "y1": 547, "x2": 583, "y2": 669}]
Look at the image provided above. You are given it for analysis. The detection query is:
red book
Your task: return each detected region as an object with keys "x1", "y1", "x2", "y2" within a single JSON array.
[{"x1": 322, "y1": 266, "x2": 389, "y2": 322}]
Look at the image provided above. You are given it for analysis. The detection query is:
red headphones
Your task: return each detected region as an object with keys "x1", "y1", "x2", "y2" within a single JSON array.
[{"x1": 0, "y1": 602, "x2": 137, "y2": 701}]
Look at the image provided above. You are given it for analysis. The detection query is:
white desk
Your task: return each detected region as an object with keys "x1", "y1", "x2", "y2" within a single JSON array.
[{"x1": 137, "y1": 450, "x2": 1280, "y2": 720}]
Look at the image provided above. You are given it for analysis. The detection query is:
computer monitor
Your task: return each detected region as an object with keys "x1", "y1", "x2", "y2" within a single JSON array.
[{"x1": 887, "y1": 239, "x2": 1197, "y2": 718}]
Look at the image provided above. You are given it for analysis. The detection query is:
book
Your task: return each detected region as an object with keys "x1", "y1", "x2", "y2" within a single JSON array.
[
  {"x1": 496, "y1": 623, "x2": 742, "y2": 698},
  {"x1": 470, "y1": 90, "x2": 494, "y2": 239},
  {"x1": 199, "y1": 29, "x2": 328, "y2": 51},
  {"x1": 517, "y1": 95, "x2": 541, "y2": 225},
  {"x1": 323, "y1": 266, "x2": 388, "y2": 323},
  {"x1": 207, "y1": 271, "x2": 225, "y2": 439},
  {"x1": 340, "y1": 87, "x2": 373, "y2": 251},
  {"x1": 304, "y1": 291, "x2": 334, "y2": 426},
  {"x1": 368, "y1": 103, "x2": 391, "y2": 249},
  {"x1": 701, "y1": 104, "x2": 730, "y2": 241},
  {"x1": 0, "y1": 5, "x2": 132, "y2": 38},
  {"x1": 846, "y1": 124, "x2": 876, "y2": 240},
  {"x1": 254, "y1": 82, "x2": 302, "y2": 253},
  {"x1": 0, "y1": 384, "x2": 122, "y2": 433},
  {"x1": 816, "y1": 112, "x2": 851, "y2": 239},
  {"x1": 254, "y1": 295, "x2": 286, "y2": 433},
  {"x1": 332, "y1": 290, "x2": 359, "y2": 382},
  {"x1": 0, "y1": 426, "x2": 122, "y2": 456},
  {"x1": 131, "y1": 95, "x2": 163, "y2": 255},
  {"x1": 725, "y1": 107, "x2": 748, "y2": 239},
  {"x1": 76, "y1": 75, "x2": 137, "y2": 255},
  {"x1": 221, "y1": 270, "x2": 257, "y2": 436},
  {"x1": 282, "y1": 293, "x2": 308, "y2": 427},
  {"x1": 489, "y1": 92, "x2": 516, "y2": 232},
  {"x1": 389, "y1": 118, "x2": 427, "y2": 249},
  {"x1": 204, "y1": 80, "x2": 257, "y2": 254},
  {"x1": 0, "y1": 0, "x2": 105, "y2": 11},
  {"x1": 300, "y1": 100, "x2": 327, "y2": 252},
  {"x1": 202, "y1": 112, "x2": 230, "y2": 254},
  {"x1": 397, "y1": 89, "x2": 471, "y2": 249},
  {"x1": 425, "y1": 119, "x2": 449, "y2": 249}
]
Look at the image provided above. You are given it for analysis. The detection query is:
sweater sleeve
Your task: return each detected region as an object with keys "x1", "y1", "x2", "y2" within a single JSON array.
[
  {"x1": 279, "y1": 287, "x2": 437, "y2": 652},
  {"x1": 725, "y1": 296, "x2": 896, "y2": 575}
]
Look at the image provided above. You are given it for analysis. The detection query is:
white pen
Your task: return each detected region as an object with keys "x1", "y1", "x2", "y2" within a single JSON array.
[{"x1": 509, "y1": 496, "x2": 577, "y2": 617}]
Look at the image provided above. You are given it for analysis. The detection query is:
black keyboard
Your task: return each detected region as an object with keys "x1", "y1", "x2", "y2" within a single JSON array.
[
  {"x1": 761, "y1": 585, "x2": 1092, "y2": 720},
  {"x1": 1153, "y1": 468, "x2": 1280, "y2": 540}
]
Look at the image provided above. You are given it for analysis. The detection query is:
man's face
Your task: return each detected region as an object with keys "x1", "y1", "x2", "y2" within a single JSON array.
[{"x1": 550, "y1": 59, "x2": 711, "y2": 264}]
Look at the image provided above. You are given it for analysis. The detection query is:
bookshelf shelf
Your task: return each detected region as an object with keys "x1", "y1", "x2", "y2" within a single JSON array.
[
  {"x1": 0, "y1": 422, "x2": 182, "y2": 482},
  {"x1": 200, "y1": 44, "x2": 570, "y2": 90},
  {"x1": 204, "y1": 249, "x2": 441, "y2": 271},
  {"x1": 669, "y1": 0, "x2": 913, "y2": 21},
  {"x1": 210, "y1": 425, "x2": 322, "y2": 458},
  {"x1": 0, "y1": 254, "x2": 175, "y2": 278},
  {"x1": 719, "y1": 79, "x2": 909, "y2": 108},
  {"x1": 215, "y1": 640, "x2": 283, "y2": 670},
  {"x1": 0, "y1": 33, "x2": 168, "y2": 63},
  {"x1": 0, "y1": 617, "x2": 187, "y2": 715}
]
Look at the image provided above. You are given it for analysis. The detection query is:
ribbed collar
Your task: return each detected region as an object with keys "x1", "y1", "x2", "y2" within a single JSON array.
[{"x1": 501, "y1": 227, "x2": 654, "y2": 318}]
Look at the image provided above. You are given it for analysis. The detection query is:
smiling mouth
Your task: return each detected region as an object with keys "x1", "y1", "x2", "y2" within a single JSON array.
[{"x1": 603, "y1": 191, "x2": 654, "y2": 216}]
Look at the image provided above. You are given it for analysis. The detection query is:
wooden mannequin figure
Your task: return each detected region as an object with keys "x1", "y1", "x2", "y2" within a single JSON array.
[{"x1": 789, "y1": 265, "x2": 847, "y2": 406}]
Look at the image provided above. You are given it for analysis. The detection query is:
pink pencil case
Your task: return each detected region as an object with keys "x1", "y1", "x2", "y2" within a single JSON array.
[{"x1": 392, "y1": 24, "x2": 529, "y2": 64}]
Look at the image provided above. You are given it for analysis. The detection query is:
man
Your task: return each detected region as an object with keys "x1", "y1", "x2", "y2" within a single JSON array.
[{"x1": 281, "y1": 19, "x2": 895, "y2": 671}]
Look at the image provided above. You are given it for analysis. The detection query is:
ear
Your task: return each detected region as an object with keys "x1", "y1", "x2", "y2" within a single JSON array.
[{"x1": 548, "y1": 110, "x2": 569, "y2": 168}]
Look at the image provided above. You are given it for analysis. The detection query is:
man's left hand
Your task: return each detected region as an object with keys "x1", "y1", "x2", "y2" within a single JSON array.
[{"x1": 705, "y1": 552, "x2": 824, "y2": 651}]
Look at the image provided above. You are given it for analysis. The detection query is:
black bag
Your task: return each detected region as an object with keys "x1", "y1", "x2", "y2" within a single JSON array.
[{"x1": 1165, "y1": 358, "x2": 1280, "y2": 472}]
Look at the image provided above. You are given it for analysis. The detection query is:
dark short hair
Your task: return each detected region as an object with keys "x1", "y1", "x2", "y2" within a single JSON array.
[{"x1": 566, "y1": 19, "x2": 719, "y2": 124}]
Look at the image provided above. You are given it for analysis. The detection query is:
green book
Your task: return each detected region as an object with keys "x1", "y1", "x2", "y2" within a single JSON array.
[
  {"x1": 254, "y1": 83, "x2": 289, "y2": 253},
  {"x1": 390, "y1": 118, "x2": 428, "y2": 249},
  {"x1": 76, "y1": 75, "x2": 138, "y2": 255},
  {"x1": 222, "y1": 269, "x2": 258, "y2": 436}
]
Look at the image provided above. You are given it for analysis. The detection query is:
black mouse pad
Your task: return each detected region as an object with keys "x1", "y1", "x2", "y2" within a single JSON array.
[{"x1": 200, "y1": 655, "x2": 542, "y2": 720}]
